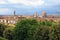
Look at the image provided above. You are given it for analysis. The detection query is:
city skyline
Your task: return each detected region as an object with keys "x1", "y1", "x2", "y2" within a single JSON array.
[{"x1": 0, "y1": 0, "x2": 60, "y2": 15}]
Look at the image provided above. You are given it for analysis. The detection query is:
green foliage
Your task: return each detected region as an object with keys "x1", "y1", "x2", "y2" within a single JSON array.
[
  {"x1": 3, "y1": 29, "x2": 13, "y2": 40},
  {"x1": 0, "y1": 23, "x2": 13, "y2": 40},
  {"x1": 35, "y1": 26, "x2": 49, "y2": 40},
  {"x1": 12, "y1": 19, "x2": 60, "y2": 40},
  {"x1": 49, "y1": 25, "x2": 60, "y2": 40},
  {"x1": 0, "y1": 23, "x2": 7, "y2": 37},
  {"x1": 13, "y1": 19, "x2": 39, "y2": 40},
  {"x1": 35, "y1": 21, "x2": 60, "y2": 40},
  {"x1": 0, "y1": 37, "x2": 7, "y2": 40},
  {"x1": 39, "y1": 20, "x2": 53, "y2": 26}
]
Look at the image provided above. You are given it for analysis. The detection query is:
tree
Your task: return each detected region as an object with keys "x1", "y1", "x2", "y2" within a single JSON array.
[
  {"x1": 39, "y1": 20, "x2": 53, "y2": 26},
  {"x1": 49, "y1": 24, "x2": 60, "y2": 40},
  {"x1": 3, "y1": 29, "x2": 13, "y2": 40},
  {"x1": 0, "y1": 23, "x2": 7, "y2": 37},
  {"x1": 13, "y1": 19, "x2": 39, "y2": 40},
  {"x1": 12, "y1": 19, "x2": 60, "y2": 40},
  {"x1": 0, "y1": 37, "x2": 7, "y2": 40},
  {"x1": 35, "y1": 26, "x2": 49, "y2": 40}
]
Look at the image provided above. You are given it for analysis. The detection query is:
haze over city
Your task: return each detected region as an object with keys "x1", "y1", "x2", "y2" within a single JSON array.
[{"x1": 0, "y1": 0, "x2": 60, "y2": 15}]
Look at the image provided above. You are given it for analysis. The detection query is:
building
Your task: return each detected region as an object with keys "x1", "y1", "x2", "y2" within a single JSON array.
[
  {"x1": 0, "y1": 11, "x2": 26, "y2": 25},
  {"x1": 42, "y1": 11, "x2": 47, "y2": 18},
  {"x1": 0, "y1": 11, "x2": 60, "y2": 25},
  {"x1": 33, "y1": 11, "x2": 38, "y2": 18}
]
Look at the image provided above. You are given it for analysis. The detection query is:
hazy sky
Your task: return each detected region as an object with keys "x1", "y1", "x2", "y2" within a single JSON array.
[{"x1": 0, "y1": 0, "x2": 60, "y2": 15}]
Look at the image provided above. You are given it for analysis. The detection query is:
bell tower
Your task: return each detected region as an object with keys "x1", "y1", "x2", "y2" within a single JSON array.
[{"x1": 14, "y1": 10, "x2": 16, "y2": 16}]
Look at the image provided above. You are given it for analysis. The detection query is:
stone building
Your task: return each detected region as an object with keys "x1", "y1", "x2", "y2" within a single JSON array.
[{"x1": 42, "y1": 11, "x2": 47, "y2": 18}]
